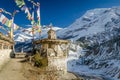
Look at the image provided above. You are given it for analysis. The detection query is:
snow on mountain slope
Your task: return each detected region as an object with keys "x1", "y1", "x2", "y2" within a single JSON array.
[
  {"x1": 14, "y1": 27, "x2": 33, "y2": 42},
  {"x1": 68, "y1": 40, "x2": 120, "y2": 80},
  {"x1": 57, "y1": 7, "x2": 120, "y2": 40},
  {"x1": 14, "y1": 27, "x2": 62, "y2": 43}
]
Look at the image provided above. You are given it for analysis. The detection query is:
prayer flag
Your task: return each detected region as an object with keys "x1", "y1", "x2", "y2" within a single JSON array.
[
  {"x1": 0, "y1": 14, "x2": 5, "y2": 22},
  {"x1": 15, "y1": 0, "x2": 25, "y2": 8},
  {"x1": 13, "y1": 24, "x2": 19, "y2": 30},
  {"x1": 21, "y1": 5, "x2": 27, "y2": 11},
  {"x1": 2, "y1": 17, "x2": 7, "y2": 24},
  {"x1": 4, "y1": 19, "x2": 9, "y2": 26},
  {"x1": 8, "y1": 20, "x2": 12, "y2": 27}
]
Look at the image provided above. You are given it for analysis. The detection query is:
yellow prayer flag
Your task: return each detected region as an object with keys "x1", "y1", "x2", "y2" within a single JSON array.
[
  {"x1": 10, "y1": 28, "x2": 13, "y2": 39},
  {"x1": 38, "y1": 28, "x2": 41, "y2": 33},
  {"x1": 8, "y1": 20, "x2": 12, "y2": 27}
]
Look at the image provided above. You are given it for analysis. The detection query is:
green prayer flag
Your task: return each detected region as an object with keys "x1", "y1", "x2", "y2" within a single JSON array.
[
  {"x1": 4, "y1": 19, "x2": 9, "y2": 26},
  {"x1": 15, "y1": 0, "x2": 25, "y2": 8}
]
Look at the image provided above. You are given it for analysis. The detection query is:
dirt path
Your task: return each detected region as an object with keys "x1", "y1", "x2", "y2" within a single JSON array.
[
  {"x1": 0, "y1": 58, "x2": 27, "y2": 80},
  {"x1": 0, "y1": 58, "x2": 80, "y2": 80}
]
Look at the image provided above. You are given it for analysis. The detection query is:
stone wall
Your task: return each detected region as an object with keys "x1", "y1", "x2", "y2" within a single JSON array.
[
  {"x1": 47, "y1": 57, "x2": 67, "y2": 72},
  {"x1": 0, "y1": 50, "x2": 12, "y2": 70}
]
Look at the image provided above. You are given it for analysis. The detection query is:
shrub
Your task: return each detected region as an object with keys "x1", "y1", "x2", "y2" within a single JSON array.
[{"x1": 34, "y1": 51, "x2": 48, "y2": 67}]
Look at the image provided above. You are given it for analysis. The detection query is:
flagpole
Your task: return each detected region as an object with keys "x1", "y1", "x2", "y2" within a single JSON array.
[
  {"x1": 32, "y1": 5, "x2": 35, "y2": 55},
  {"x1": 39, "y1": 3, "x2": 41, "y2": 40},
  {"x1": 11, "y1": 10, "x2": 18, "y2": 53},
  {"x1": 11, "y1": 16, "x2": 15, "y2": 53},
  {"x1": 10, "y1": 17, "x2": 14, "y2": 39}
]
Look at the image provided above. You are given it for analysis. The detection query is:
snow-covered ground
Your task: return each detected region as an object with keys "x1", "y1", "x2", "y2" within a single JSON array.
[
  {"x1": 67, "y1": 58, "x2": 113, "y2": 79},
  {"x1": 67, "y1": 43, "x2": 120, "y2": 80}
]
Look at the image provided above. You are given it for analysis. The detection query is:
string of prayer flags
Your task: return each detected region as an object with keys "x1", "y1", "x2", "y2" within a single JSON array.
[
  {"x1": 31, "y1": 11, "x2": 35, "y2": 25},
  {"x1": 0, "y1": 8, "x2": 19, "y2": 39},
  {"x1": 15, "y1": 0, "x2": 32, "y2": 20},
  {"x1": 25, "y1": 8, "x2": 31, "y2": 20},
  {"x1": 10, "y1": 18, "x2": 19, "y2": 31},
  {"x1": 28, "y1": 1, "x2": 41, "y2": 33},
  {"x1": 36, "y1": 4, "x2": 40, "y2": 26},
  {"x1": 15, "y1": 0, "x2": 42, "y2": 34},
  {"x1": 0, "y1": 8, "x2": 12, "y2": 16},
  {"x1": 36, "y1": 3, "x2": 41, "y2": 33},
  {"x1": 33, "y1": 24, "x2": 41, "y2": 33},
  {"x1": 21, "y1": 5, "x2": 31, "y2": 19},
  {"x1": 0, "y1": 25, "x2": 9, "y2": 33},
  {"x1": 3, "y1": 10, "x2": 12, "y2": 16},
  {"x1": 0, "y1": 13, "x2": 19, "y2": 31},
  {"x1": 26, "y1": 0, "x2": 42, "y2": 33},
  {"x1": 27, "y1": 0, "x2": 40, "y2": 25}
]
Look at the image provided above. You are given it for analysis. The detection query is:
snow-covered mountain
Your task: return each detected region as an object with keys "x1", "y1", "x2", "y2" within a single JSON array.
[
  {"x1": 14, "y1": 27, "x2": 62, "y2": 43},
  {"x1": 64, "y1": 7, "x2": 120, "y2": 80},
  {"x1": 57, "y1": 7, "x2": 120, "y2": 41}
]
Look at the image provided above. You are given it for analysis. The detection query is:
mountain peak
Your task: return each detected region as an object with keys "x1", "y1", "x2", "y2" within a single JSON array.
[{"x1": 57, "y1": 7, "x2": 120, "y2": 40}]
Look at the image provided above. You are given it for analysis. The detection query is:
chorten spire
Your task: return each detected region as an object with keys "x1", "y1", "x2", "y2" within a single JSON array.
[{"x1": 49, "y1": 23, "x2": 53, "y2": 29}]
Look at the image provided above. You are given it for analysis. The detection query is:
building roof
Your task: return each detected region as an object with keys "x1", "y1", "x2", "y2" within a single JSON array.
[
  {"x1": 0, "y1": 32, "x2": 14, "y2": 44},
  {"x1": 34, "y1": 28, "x2": 69, "y2": 44},
  {"x1": 34, "y1": 38, "x2": 69, "y2": 44}
]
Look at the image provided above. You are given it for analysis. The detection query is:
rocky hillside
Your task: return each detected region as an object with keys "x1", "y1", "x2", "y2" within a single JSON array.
[{"x1": 65, "y1": 7, "x2": 120, "y2": 80}]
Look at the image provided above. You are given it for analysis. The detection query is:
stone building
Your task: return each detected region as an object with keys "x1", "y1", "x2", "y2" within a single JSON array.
[
  {"x1": 0, "y1": 32, "x2": 14, "y2": 70},
  {"x1": 35, "y1": 28, "x2": 69, "y2": 72},
  {"x1": 0, "y1": 32, "x2": 14, "y2": 49}
]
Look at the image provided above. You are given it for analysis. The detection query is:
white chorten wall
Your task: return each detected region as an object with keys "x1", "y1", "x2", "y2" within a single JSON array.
[
  {"x1": 0, "y1": 49, "x2": 12, "y2": 70},
  {"x1": 47, "y1": 57, "x2": 67, "y2": 72}
]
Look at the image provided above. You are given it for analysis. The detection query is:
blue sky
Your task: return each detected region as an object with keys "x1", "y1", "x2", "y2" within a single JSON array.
[{"x1": 1, "y1": 0, "x2": 120, "y2": 28}]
